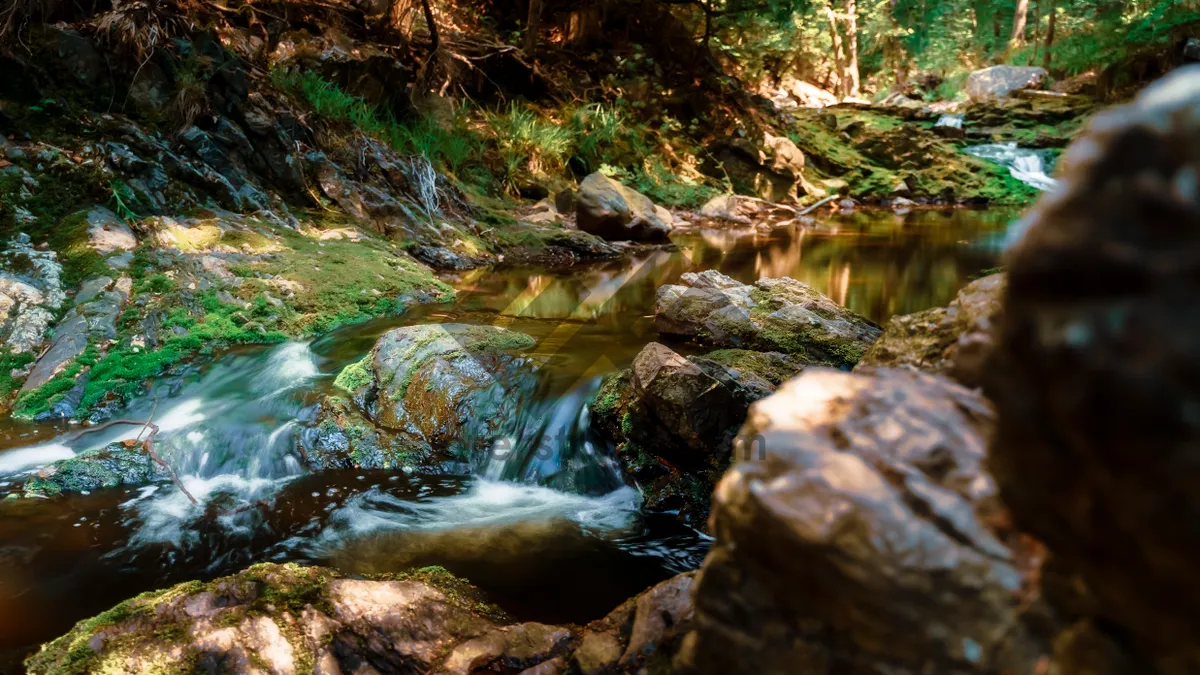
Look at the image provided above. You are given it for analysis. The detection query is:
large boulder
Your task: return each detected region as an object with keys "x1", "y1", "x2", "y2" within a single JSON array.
[
  {"x1": 676, "y1": 367, "x2": 1054, "y2": 674},
  {"x1": 967, "y1": 65, "x2": 1049, "y2": 100},
  {"x1": 856, "y1": 273, "x2": 1004, "y2": 387},
  {"x1": 655, "y1": 270, "x2": 880, "y2": 369},
  {"x1": 985, "y1": 66, "x2": 1200, "y2": 674},
  {"x1": 591, "y1": 343, "x2": 807, "y2": 525},
  {"x1": 330, "y1": 324, "x2": 537, "y2": 464},
  {"x1": 576, "y1": 172, "x2": 673, "y2": 242},
  {"x1": 26, "y1": 562, "x2": 695, "y2": 675}
]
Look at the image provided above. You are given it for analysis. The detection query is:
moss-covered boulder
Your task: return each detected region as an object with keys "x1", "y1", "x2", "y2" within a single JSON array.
[
  {"x1": 19, "y1": 442, "x2": 166, "y2": 498},
  {"x1": 328, "y1": 324, "x2": 538, "y2": 464},
  {"x1": 26, "y1": 562, "x2": 696, "y2": 675},
  {"x1": 300, "y1": 396, "x2": 432, "y2": 471},
  {"x1": 655, "y1": 270, "x2": 880, "y2": 369},
  {"x1": 856, "y1": 272, "x2": 1004, "y2": 388},
  {"x1": 590, "y1": 342, "x2": 807, "y2": 526}
]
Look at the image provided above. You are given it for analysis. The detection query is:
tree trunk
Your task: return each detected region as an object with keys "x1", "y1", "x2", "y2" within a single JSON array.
[
  {"x1": 845, "y1": 0, "x2": 860, "y2": 96},
  {"x1": 420, "y1": 0, "x2": 440, "y2": 53},
  {"x1": 825, "y1": 2, "x2": 846, "y2": 98},
  {"x1": 1043, "y1": 0, "x2": 1056, "y2": 69},
  {"x1": 523, "y1": 0, "x2": 542, "y2": 56},
  {"x1": 1031, "y1": 0, "x2": 1040, "y2": 65},
  {"x1": 1009, "y1": 0, "x2": 1029, "y2": 48}
]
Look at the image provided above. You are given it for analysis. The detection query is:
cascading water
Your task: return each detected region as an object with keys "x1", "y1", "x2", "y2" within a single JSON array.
[{"x1": 965, "y1": 142, "x2": 1059, "y2": 191}]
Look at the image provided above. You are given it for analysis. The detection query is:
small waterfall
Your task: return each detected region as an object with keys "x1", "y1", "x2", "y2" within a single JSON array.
[
  {"x1": 479, "y1": 377, "x2": 627, "y2": 495},
  {"x1": 965, "y1": 142, "x2": 1058, "y2": 191}
]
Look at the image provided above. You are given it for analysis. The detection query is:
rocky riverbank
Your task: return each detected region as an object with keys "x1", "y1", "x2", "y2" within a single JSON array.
[{"x1": 21, "y1": 63, "x2": 1200, "y2": 675}]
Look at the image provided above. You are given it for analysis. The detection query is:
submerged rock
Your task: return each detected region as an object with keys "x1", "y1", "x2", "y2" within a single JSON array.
[
  {"x1": 677, "y1": 366, "x2": 1053, "y2": 674},
  {"x1": 26, "y1": 562, "x2": 694, "y2": 675},
  {"x1": 330, "y1": 324, "x2": 538, "y2": 464},
  {"x1": 857, "y1": 272, "x2": 1004, "y2": 387},
  {"x1": 576, "y1": 172, "x2": 673, "y2": 242},
  {"x1": 20, "y1": 442, "x2": 167, "y2": 498},
  {"x1": 591, "y1": 343, "x2": 806, "y2": 525},
  {"x1": 655, "y1": 270, "x2": 880, "y2": 368},
  {"x1": 986, "y1": 66, "x2": 1200, "y2": 674}
]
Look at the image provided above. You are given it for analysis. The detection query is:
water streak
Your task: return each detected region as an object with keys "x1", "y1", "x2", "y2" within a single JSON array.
[{"x1": 965, "y1": 142, "x2": 1058, "y2": 191}]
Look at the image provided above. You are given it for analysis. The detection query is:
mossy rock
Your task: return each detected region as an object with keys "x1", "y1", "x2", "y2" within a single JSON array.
[
  {"x1": 20, "y1": 442, "x2": 167, "y2": 498},
  {"x1": 360, "y1": 324, "x2": 538, "y2": 462},
  {"x1": 24, "y1": 562, "x2": 512, "y2": 675}
]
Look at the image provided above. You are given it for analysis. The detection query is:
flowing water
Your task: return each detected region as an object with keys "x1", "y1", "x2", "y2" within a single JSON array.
[
  {"x1": 965, "y1": 142, "x2": 1059, "y2": 192},
  {"x1": 0, "y1": 207, "x2": 1020, "y2": 670}
]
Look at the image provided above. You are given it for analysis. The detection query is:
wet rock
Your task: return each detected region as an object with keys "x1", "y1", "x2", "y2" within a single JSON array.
[
  {"x1": 19, "y1": 273, "x2": 131, "y2": 401},
  {"x1": 655, "y1": 270, "x2": 880, "y2": 368},
  {"x1": 348, "y1": 324, "x2": 538, "y2": 462},
  {"x1": 591, "y1": 344, "x2": 806, "y2": 524},
  {"x1": 576, "y1": 172, "x2": 673, "y2": 242},
  {"x1": 27, "y1": 562, "x2": 693, "y2": 675},
  {"x1": 0, "y1": 235, "x2": 65, "y2": 354},
  {"x1": 985, "y1": 66, "x2": 1200, "y2": 674},
  {"x1": 20, "y1": 312, "x2": 90, "y2": 393},
  {"x1": 20, "y1": 442, "x2": 167, "y2": 498},
  {"x1": 575, "y1": 572, "x2": 695, "y2": 674},
  {"x1": 410, "y1": 244, "x2": 493, "y2": 270},
  {"x1": 677, "y1": 366, "x2": 1053, "y2": 675},
  {"x1": 967, "y1": 65, "x2": 1049, "y2": 100},
  {"x1": 301, "y1": 396, "x2": 431, "y2": 471},
  {"x1": 1184, "y1": 37, "x2": 1200, "y2": 63},
  {"x1": 857, "y1": 273, "x2": 1004, "y2": 387}
]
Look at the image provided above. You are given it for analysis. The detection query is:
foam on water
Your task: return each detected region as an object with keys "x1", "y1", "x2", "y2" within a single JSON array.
[
  {"x1": 306, "y1": 479, "x2": 642, "y2": 552},
  {"x1": 965, "y1": 142, "x2": 1059, "y2": 192},
  {"x1": 0, "y1": 443, "x2": 74, "y2": 475}
]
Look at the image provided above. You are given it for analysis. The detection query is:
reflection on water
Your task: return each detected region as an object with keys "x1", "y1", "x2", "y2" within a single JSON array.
[
  {"x1": 0, "y1": 207, "x2": 1018, "y2": 671},
  {"x1": 449, "y1": 207, "x2": 1015, "y2": 324}
]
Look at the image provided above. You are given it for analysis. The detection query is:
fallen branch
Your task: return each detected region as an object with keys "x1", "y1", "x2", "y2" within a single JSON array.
[{"x1": 58, "y1": 417, "x2": 198, "y2": 505}]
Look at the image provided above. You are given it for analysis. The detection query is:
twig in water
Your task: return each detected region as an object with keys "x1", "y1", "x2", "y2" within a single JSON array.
[{"x1": 61, "y1": 417, "x2": 198, "y2": 505}]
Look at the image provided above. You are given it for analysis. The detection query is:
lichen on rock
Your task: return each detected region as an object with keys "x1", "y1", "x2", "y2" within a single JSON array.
[{"x1": 655, "y1": 269, "x2": 881, "y2": 369}]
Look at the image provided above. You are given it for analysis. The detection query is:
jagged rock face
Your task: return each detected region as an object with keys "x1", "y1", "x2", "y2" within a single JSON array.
[
  {"x1": 332, "y1": 324, "x2": 538, "y2": 464},
  {"x1": 966, "y1": 65, "x2": 1049, "y2": 100},
  {"x1": 985, "y1": 66, "x2": 1200, "y2": 674},
  {"x1": 655, "y1": 270, "x2": 881, "y2": 368},
  {"x1": 857, "y1": 273, "x2": 1004, "y2": 387},
  {"x1": 20, "y1": 442, "x2": 167, "y2": 498},
  {"x1": 26, "y1": 562, "x2": 695, "y2": 675},
  {"x1": 678, "y1": 367, "x2": 1053, "y2": 675},
  {"x1": 576, "y1": 172, "x2": 673, "y2": 242},
  {"x1": 0, "y1": 234, "x2": 65, "y2": 355},
  {"x1": 591, "y1": 343, "x2": 806, "y2": 526}
]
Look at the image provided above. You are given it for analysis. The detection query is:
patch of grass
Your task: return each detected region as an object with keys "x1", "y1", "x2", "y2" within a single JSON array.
[{"x1": 11, "y1": 345, "x2": 101, "y2": 420}]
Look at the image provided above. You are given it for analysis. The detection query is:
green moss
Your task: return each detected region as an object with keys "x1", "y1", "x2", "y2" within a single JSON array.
[
  {"x1": 11, "y1": 345, "x2": 101, "y2": 420},
  {"x1": 0, "y1": 349, "x2": 36, "y2": 405},
  {"x1": 26, "y1": 562, "x2": 505, "y2": 675},
  {"x1": 0, "y1": 167, "x2": 112, "y2": 288},
  {"x1": 333, "y1": 355, "x2": 374, "y2": 393},
  {"x1": 241, "y1": 227, "x2": 454, "y2": 336},
  {"x1": 704, "y1": 349, "x2": 806, "y2": 385}
]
